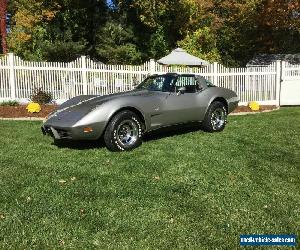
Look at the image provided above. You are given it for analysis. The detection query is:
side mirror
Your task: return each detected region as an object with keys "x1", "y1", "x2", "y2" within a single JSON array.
[{"x1": 177, "y1": 86, "x2": 186, "y2": 96}]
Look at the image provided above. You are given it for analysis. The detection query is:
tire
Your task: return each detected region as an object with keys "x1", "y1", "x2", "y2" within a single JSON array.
[
  {"x1": 201, "y1": 101, "x2": 227, "y2": 132},
  {"x1": 104, "y1": 110, "x2": 143, "y2": 151}
]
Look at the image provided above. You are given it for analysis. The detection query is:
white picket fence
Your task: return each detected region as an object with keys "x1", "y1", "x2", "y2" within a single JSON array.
[
  {"x1": 0, "y1": 53, "x2": 299, "y2": 105},
  {"x1": 280, "y1": 61, "x2": 300, "y2": 105}
]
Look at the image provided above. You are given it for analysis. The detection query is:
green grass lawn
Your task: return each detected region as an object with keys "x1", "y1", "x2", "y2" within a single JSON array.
[{"x1": 0, "y1": 108, "x2": 299, "y2": 249}]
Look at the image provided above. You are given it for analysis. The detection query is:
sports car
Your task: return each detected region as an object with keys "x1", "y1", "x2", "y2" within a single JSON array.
[{"x1": 42, "y1": 73, "x2": 239, "y2": 151}]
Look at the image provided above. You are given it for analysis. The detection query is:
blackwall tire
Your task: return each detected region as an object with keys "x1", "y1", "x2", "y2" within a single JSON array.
[
  {"x1": 104, "y1": 110, "x2": 143, "y2": 151},
  {"x1": 202, "y1": 101, "x2": 227, "y2": 132}
]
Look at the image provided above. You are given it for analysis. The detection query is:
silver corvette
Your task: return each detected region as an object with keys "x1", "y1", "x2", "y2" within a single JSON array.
[{"x1": 42, "y1": 73, "x2": 239, "y2": 151}]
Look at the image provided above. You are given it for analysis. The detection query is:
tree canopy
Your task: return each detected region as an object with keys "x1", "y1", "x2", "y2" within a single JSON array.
[{"x1": 5, "y1": 0, "x2": 300, "y2": 66}]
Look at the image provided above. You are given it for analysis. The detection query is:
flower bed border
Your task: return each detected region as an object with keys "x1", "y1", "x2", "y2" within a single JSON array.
[{"x1": 0, "y1": 104, "x2": 279, "y2": 120}]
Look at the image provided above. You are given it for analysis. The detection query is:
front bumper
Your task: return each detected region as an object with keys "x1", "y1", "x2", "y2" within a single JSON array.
[
  {"x1": 41, "y1": 122, "x2": 106, "y2": 140},
  {"x1": 41, "y1": 126, "x2": 72, "y2": 139}
]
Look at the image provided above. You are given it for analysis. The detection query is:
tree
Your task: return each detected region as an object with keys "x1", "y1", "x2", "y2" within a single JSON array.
[
  {"x1": 115, "y1": 0, "x2": 192, "y2": 59},
  {"x1": 255, "y1": 0, "x2": 300, "y2": 53},
  {"x1": 178, "y1": 27, "x2": 221, "y2": 63},
  {"x1": 8, "y1": 0, "x2": 107, "y2": 61},
  {"x1": 138, "y1": 0, "x2": 191, "y2": 40},
  {"x1": 0, "y1": 0, "x2": 7, "y2": 53},
  {"x1": 7, "y1": 0, "x2": 60, "y2": 60},
  {"x1": 49, "y1": 0, "x2": 107, "y2": 58},
  {"x1": 176, "y1": 0, "x2": 222, "y2": 63},
  {"x1": 6, "y1": 0, "x2": 300, "y2": 65},
  {"x1": 212, "y1": 0, "x2": 263, "y2": 65},
  {"x1": 95, "y1": 19, "x2": 142, "y2": 64},
  {"x1": 148, "y1": 26, "x2": 169, "y2": 59}
]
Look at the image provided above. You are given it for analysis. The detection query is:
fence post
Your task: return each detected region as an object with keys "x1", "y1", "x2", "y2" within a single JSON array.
[
  {"x1": 81, "y1": 56, "x2": 88, "y2": 95},
  {"x1": 213, "y1": 62, "x2": 218, "y2": 85},
  {"x1": 275, "y1": 60, "x2": 282, "y2": 107},
  {"x1": 8, "y1": 53, "x2": 16, "y2": 100},
  {"x1": 150, "y1": 59, "x2": 156, "y2": 75}
]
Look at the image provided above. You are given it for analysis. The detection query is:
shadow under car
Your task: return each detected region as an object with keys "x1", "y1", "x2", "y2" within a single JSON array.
[{"x1": 52, "y1": 122, "x2": 203, "y2": 150}]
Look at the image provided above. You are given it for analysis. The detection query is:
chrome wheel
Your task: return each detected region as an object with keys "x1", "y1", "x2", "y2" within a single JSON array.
[
  {"x1": 211, "y1": 108, "x2": 226, "y2": 130},
  {"x1": 116, "y1": 119, "x2": 139, "y2": 147}
]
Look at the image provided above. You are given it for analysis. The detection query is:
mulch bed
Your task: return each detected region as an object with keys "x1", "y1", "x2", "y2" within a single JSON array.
[
  {"x1": 232, "y1": 105, "x2": 277, "y2": 113},
  {"x1": 0, "y1": 105, "x2": 57, "y2": 118},
  {"x1": 0, "y1": 104, "x2": 278, "y2": 118}
]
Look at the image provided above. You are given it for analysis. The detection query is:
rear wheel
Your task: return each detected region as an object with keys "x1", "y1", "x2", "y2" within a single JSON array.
[
  {"x1": 104, "y1": 110, "x2": 143, "y2": 151},
  {"x1": 202, "y1": 101, "x2": 227, "y2": 132}
]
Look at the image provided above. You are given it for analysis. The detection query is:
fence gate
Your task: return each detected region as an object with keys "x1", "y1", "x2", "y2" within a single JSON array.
[{"x1": 280, "y1": 62, "x2": 300, "y2": 105}]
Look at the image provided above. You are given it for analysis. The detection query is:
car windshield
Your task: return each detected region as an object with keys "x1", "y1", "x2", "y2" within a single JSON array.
[{"x1": 136, "y1": 75, "x2": 175, "y2": 92}]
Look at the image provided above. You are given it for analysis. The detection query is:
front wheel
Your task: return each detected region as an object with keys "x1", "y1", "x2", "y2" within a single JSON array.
[
  {"x1": 202, "y1": 101, "x2": 227, "y2": 132},
  {"x1": 104, "y1": 110, "x2": 143, "y2": 151}
]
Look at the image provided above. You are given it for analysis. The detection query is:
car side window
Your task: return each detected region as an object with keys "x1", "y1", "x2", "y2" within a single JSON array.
[
  {"x1": 151, "y1": 77, "x2": 164, "y2": 90},
  {"x1": 136, "y1": 75, "x2": 176, "y2": 92},
  {"x1": 197, "y1": 76, "x2": 214, "y2": 88},
  {"x1": 175, "y1": 76, "x2": 199, "y2": 93}
]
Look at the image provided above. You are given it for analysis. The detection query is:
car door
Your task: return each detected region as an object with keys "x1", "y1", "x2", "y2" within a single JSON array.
[{"x1": 161, "y1": 75, "x2": 202, "y2": 125}]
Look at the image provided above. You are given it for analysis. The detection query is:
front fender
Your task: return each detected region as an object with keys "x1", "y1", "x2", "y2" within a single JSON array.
[{"x1": 73, "y1": 99, "x2": 149, "y2": 135}]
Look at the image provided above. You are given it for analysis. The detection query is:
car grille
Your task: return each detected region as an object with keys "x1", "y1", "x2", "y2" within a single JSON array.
[
  {"x1": 44, "y1": 126, "x2": 72, "y2": 139},
  {"x1": 56, "y1": 129, "x2": 72, "y2": 139}
]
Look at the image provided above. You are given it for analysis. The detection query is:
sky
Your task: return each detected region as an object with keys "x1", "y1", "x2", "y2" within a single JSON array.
[{"x1": 106, "y1": 0, "x2": 114, "y2": 7}]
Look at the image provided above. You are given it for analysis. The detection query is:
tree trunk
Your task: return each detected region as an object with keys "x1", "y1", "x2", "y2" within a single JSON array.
[{"x1": 0, "y1": 0, "x2": 8, "y2": 54}]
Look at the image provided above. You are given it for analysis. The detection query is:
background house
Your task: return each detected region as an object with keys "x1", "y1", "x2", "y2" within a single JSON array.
[{"x1": 247, "y1": 54, "x2": 300, "y2": 66}]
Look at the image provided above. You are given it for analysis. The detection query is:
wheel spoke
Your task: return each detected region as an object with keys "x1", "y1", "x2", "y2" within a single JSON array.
[
  {"x1": 211, "y1": 108, "x2": 226, "y2": 130},
  {"x1": 116, "y1": 119, "x2": 139, "y2": 147}
]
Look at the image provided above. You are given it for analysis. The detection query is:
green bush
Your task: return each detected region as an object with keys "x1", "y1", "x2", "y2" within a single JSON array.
[
  {"x1": 31, "y1": 88, "x2": 52, "y2": 105},
  {"x1": 0, "y1": 100, "x2": 19, "y2": 106}
]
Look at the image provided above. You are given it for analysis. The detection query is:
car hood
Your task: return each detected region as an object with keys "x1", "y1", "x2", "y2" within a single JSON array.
[
  {"x1": 57, "y1": 89, "x2": 154, "y2": 111},
  {"x1": 45, "y1": 90, "x2": 155, "y2": 126}
]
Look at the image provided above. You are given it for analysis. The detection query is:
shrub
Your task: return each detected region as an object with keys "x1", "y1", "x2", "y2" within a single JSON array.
[
  {"x1": 26, "y1": 103, "x2": 42, "y2": 113},
  {"x1": 31, "y1": 88, "x2": 52, "y2": 104},
  {"x1": 0, "y1": 100, "x2": 19, "y2": 106},
  {"x1": 248, "y1": 101, "x2": 260, "y2": 111}
]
